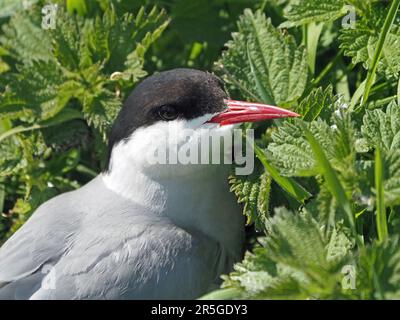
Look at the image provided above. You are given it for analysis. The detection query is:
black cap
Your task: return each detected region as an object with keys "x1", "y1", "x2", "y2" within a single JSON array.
[{"x1": 106, "y1": 68, "x2": 227, "y2": 168}]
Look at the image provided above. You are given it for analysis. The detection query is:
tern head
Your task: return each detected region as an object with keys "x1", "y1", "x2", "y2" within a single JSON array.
[{"x1": 105, "y1": 68, "x2": 298, "y2": 178}]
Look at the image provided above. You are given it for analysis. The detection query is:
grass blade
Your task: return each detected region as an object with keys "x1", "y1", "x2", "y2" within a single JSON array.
[
  {"x1": 361, "y1": 0, "x2": 400, "y2": 106},
  {"x1": 312, "y1": 48, "x2": 344, "y2": 87},
  {"x1": 253, "y1": 143, "x2": 311, "y2": 204},
  {"x1": 304, "y1": 129, "x2": 356, "y2": 234},
  {"x1": 0, "y1": 109, "x2": 83, "y2": 143},
  {"x1": 375, "y1": 147, "x2": 388, "y2": 242},
  {"x1": 306, "y1": 22, "x2": 323, "y2": 75},
  {"x1": 350, "y1": 79, "x2": 366, "y2": 110}
]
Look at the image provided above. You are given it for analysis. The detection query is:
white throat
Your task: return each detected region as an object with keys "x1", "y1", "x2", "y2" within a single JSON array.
[{"x1": 101, "y1": 117, "x2": 244, "y2": 257}]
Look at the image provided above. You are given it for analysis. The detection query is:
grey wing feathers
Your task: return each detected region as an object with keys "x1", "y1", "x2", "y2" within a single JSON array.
[
  {"x1": 29, "y1": 218, "x2": 225, "y2": 299},
  {"x1": 0, "y1": 177, "x2": 230, "y2": 299},
  {"x1": 0, "y1": 194, "x2": 226, "y2": 299},
  {"x1": 0, "y1": 191, "x2": 78, "y2": 282}
]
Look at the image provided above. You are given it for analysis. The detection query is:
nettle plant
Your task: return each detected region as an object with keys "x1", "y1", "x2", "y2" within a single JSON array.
[
  {"x1": 205, "y1": 1, "x2": 400, "y2": 299},
  {"x1": 0, "y1": 2, "x2": 168, "y2": 239}
]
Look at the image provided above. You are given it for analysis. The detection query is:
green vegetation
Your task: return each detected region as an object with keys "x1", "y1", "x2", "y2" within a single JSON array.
[{"x1": 1, "y1": 0, "x2": 400, "y2": 299}]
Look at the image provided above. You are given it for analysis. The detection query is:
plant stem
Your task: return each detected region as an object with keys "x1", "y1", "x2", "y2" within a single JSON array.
[
  {"x1": 361, "y1": 0, "x2": 400, "y2": 106},
  {"x1": 260, "y1": 0, "x2": 268, "y2": 11},
  {"x1": 304, "y1": 129, "x2": 361, "y2": 246},
  {"x1": 367, "y1": 95, "x2": 397, "y2": 109},
  {"x1": 375, "y1": 147, "x2": 388, "y2": 242},
  {"x1": 313, "y1": 49, "x2": 344, "y2": 87},
  {"x1": 370, "y1": 81, "x2": 391, "y2": 94},
  {"x1": 0, "y1": 124, "x2": 42, "y2": 143},
  {"x1": 76, "y1": 164, "x2": 98, "y2": 178},
  {"x1": 253, "y1": 144, "x2": 311, "y2": 204}
]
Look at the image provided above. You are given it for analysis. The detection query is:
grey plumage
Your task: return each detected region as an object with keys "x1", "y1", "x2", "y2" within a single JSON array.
[{"x1": 0, "y1": 176, "x2": 239, "y2": 299}]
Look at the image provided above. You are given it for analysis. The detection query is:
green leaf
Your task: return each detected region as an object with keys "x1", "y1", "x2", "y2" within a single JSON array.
[
  {"x1": 0, "y1": 0, "x2": 38, "y2": 18},
  {"x1": 357, "y1": 236, "x2": 400, "y2": 299},
  {"x1": 361, "y1": 0, "x2": 400, "y2": 105},
  {"x1": 254, "y1": 143, "x2": 311, "y2": 204},
  {"x1": 217, "y1": 9, "x2": 308, "y2": 106},
  {"x1": 339, "y1": 1, "x2": 400, "y2": 80},
  {"x1": 326, "y1": 224, "x2": 354, "y2": 262},
  {"x1": 0, "y1": 11, "x2": 53, "y2": 63},
  {"x1": 0, "y1": 57, "x2": 9, "y2": 74},
  {"x1": 229, "y1": 170, "x2": 271, "y2": 230},
  {"x1": 81, "y1": 86, "x2": 121, "y2": 139},
  {"x1": 296, "y1": 85, "x2": 338, "y2": 121},
  {"x1": 305, "y1": 127, "x2": 356, "y2": 234},
  {"x1": 361, "y1": 101, "x2": 400, "y2": 152},
  {"x1": 268, "y1": 111, "x2": 359, "y2": 187},
  {"x1": 0, "y1": 93, "x2": 29, "y2": 120},
  {"x1": 305, "y1": 22, "x2": 324, "y2": 75},
  {"x1": 381, "y1": 149, "x2": 400, "y2": 207},
  {"x1": 268, "y1": 119, "x2": 334, "y2": 177},
  {"x1": 281, "y1": 0, "x2": 347, "y2": 28},
  {"x1": 219, "y1": 208, "x2": 352, "y2": 299},
  {"x1": 66, "y1": 0, "x2": 88, "y2": 16}
]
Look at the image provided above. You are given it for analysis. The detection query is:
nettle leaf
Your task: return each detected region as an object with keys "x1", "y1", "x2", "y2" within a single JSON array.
[
  {"x1": 3, "y1": 60, "x2": 67, "y2": 121},
  {"x1": 296, "y1": 85, "x2": 338, "y2": 121},
  {"x1": 264, "y1": 208, "x2": 353, "y2": 298},
  {"x1": 52, "y1": 10, "x2": 89, "y2": 71},
  {"x1": 221, "y1": 245, "x2": 308, "y2": 299},
  {"x1": 0, "y1": 11, "x2": 53, "y2": 63},
  {"x1": 268, "y1": 110, "x2": 358, "y2": 178},
  {"x1": 313, "y1": 183, "x2": 341, "y2": 227},
  {"x1": 102, "y1": 6, "x2": 169, "y2": 82},
  {"x1": 382, "y1": 149, "x2": 400, "y2": 207},
  {"x1": 229, "y1": 169, "x2": 271, "y2": 230},
  {"x1": 82, "y1": 87, "x2": 122, "y2": 139},
  {"x1": 339, "y1": 25, "x2": 372, "y2": 67},
  {"x1": 265, "y1": 208, "x2": 329, "y2": 270},
  {"x1": 326, "y1": 224, "x2": 355, "y2": 262},
  {"x1": 361, "y1": 101, "x2": 400, "y2": 152},
  {"x1": 221, "y1": 208, "x2": 352, "y2": 299},
  {"x1": 121, "y1": 8, "x2": 169, "y2": 82},
  {"x1": 281, "y1": 0, "x2": 347, "y2": 28},
  {"x1": 357, "y1": 236, "x2": 400, "y2": 299},
  {"x1": 0, "y1": 0, "x2": 38, "y2": 18},
  {"x1": 217, "y1": 9, "x2": 308, "y2": 106},
  {"x1": 1, "y1": 6, "x2": 168, "y2": 137},
  {"x1": 0, "y1": 137, "x2": 23, "y2": 176},
  {"x1": 267, "y1": 119, "x2": 332, "y2": 176},
  {"x1": 339, "y1": 3, "x2": 400, "y2": 78},
  {"x1": 0, "y1": 92, "x2": 30, "y2": 120}
]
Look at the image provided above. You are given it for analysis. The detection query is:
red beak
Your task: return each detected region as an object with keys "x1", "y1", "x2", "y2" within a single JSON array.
[{"x1": 207, "y1": 99, "x2": 300, "y2": 126}]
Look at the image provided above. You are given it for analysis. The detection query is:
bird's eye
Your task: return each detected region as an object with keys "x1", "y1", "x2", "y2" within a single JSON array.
[{"x1": 157, "y1": 105, "x2": 178, "y2": 121}]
